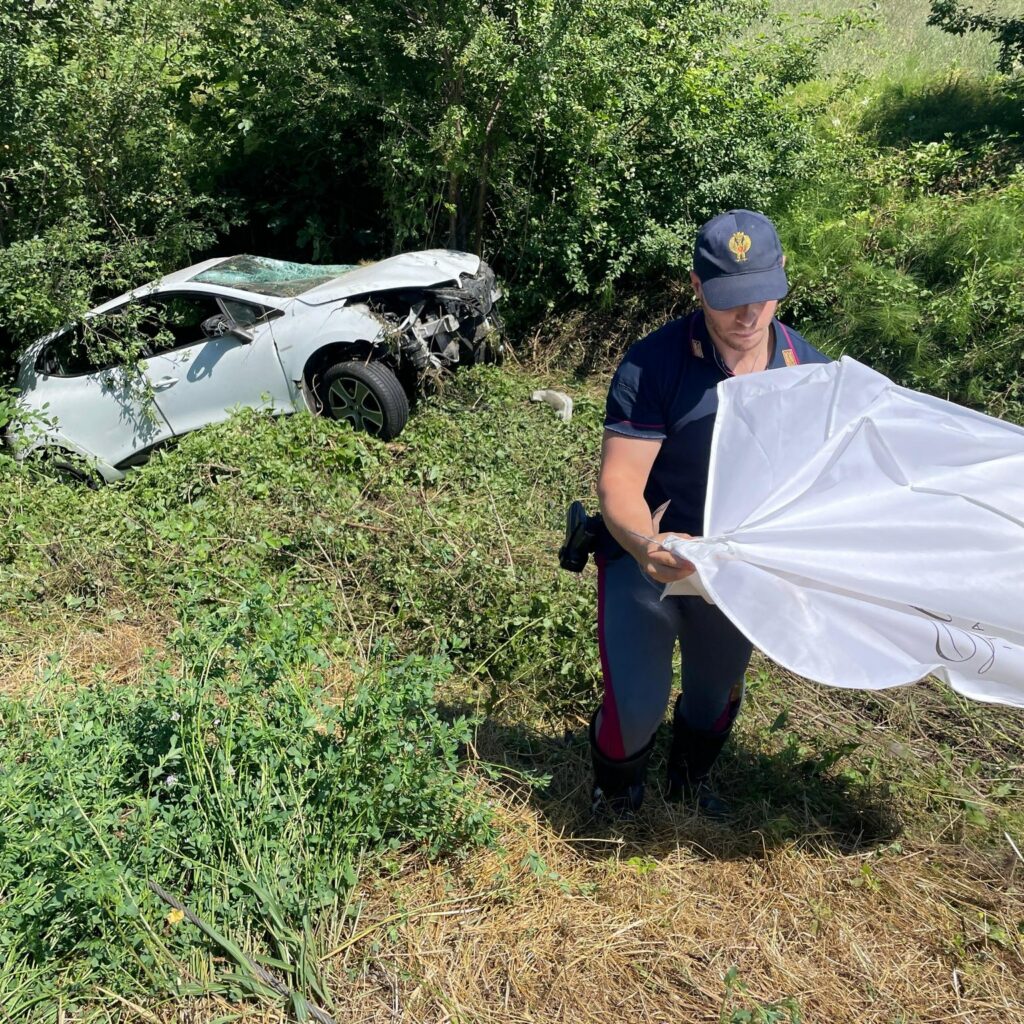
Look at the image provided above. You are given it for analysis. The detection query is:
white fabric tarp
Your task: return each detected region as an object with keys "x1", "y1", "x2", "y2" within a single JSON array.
[{"x1": 663, "y1": 356, "x2": 1024, "y2": 708}]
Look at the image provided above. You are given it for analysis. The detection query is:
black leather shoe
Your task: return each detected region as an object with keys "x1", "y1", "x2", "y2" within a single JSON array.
[
  {"x1": 666, "y1": 698, "x2": 735, "y2": 816},
  {"x1": 678, "y1": 781, "x2": 732, "y2": 820}
]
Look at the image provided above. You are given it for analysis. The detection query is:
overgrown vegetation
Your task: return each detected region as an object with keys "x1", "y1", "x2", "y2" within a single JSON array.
[
  {"x1": 0, "y1": 658, "x2": 488, "y2": 1016},
  {"x1": 0, "y1": 0, "x2": 836, "y2": 363},
  {"x1": 1, "y1": 368, "x2": 1022, "y2": 1018},
  {"x1": 0, "y1": 371, "x2": 598, "y2": 1016},
  {"x1": 777, "y1": 72, "x2": 1024, "y2": 419},
  {"x1": 3, "y1": 1, "x2": 1024, "y2": 1020},
  {"x1": 0, "y1": 0, "x2": 223, "y2": 352}
]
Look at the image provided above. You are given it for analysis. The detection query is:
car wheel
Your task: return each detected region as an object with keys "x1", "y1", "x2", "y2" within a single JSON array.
[
  {"x1": 320, "y1": 360, "x2": 409, "y2": 440},
  {"x1": 49, "y1": 454, "x2": 103, "y2": 489}
]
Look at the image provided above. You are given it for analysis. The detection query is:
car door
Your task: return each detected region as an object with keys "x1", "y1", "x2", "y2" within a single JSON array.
[
  {"x1": 140, "y1": 292, "x2": 294, "y2": 437},
  {"x1": 22, "y1": 322, "x2": 174, "y2": 467}
]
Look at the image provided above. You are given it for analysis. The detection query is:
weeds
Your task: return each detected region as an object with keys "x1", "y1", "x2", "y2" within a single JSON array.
[
  {"x1": 0, "y1": 369, "x2": 591, "y2": 1017},
  {"x1": 0, "y1": 651, "x2": 491, "y2": 1017},
  {"x1": 1, "y1": 361, "x2": 1022, "y2": 1021},
  {"x1": 720, "y1": 966, "x2": 802, "y2": 1023}
]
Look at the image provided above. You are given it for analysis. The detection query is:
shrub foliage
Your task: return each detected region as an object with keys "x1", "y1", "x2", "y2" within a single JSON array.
[
  {"x1": 0, "y1": 0, "x2": 824, "y2": 363},
  {"x1": 778, "y1": 74, "x2": 1024, "y2": 421}
]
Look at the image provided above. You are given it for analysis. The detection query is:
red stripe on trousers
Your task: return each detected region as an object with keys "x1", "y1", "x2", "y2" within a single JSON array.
[{"x1": 595, "y1": 552, "x2": 626, "y2": 759}]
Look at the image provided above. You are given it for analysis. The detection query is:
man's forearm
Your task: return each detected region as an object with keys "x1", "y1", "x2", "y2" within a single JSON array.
[{"x1": 598, "y1": 486, "x2": 655, "y2": 564}]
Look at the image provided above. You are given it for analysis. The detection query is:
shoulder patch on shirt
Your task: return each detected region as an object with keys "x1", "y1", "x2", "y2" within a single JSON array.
[
  {"x1": 691, "y1": 337, "x2": 704, "y2": 359},
  {"x1": 782, "y1": 348, "x2": 798, "y2": 367}
]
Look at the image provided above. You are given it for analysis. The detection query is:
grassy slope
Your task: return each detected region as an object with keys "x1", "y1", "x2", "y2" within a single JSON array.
[
  {"x1": 3, "y1": 4, "x2": 1024, "y2": 1021},
  {"x1": 772, "y1": 0, "x2": 1024, "y2": 77},
  {"x1": 1, "y1": 364, "x2": 1022, "y2": 1022}
]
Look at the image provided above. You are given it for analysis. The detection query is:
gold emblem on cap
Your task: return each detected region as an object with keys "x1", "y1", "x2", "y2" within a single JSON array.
[{"x1": 728, "y1": 231, "x2": 752, "y2": 262}]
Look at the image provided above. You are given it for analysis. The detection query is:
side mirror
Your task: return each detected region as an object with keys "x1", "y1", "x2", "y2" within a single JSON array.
[
  {"x1": 228, "y1": 324, "x2": 256, "y2": 343},
  {"x1": 201, "y1": 313, "x2": 254, "y2": 343}
]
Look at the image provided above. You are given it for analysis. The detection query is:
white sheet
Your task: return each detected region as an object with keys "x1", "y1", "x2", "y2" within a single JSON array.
[{"x1": 662, "y1": 356, "x2": 1024, "y2": 707}]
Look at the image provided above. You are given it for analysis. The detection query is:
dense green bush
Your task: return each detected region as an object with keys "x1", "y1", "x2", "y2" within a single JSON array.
[
  {"x1": 0, "y1": 653, "x2": 490, "y2": 1016},
  {"x1": 278, "y1": 0, "x2": 822, "y2": 314},
  {"x1": 777, "y1": 74, "x2": 1024, "y2": 421},
  {"x1": 1, "y1": 0, "x2": 831, "y2": 367},
  {"x1": 0, "y1": 0, "x2": 224, "y2": 357}
]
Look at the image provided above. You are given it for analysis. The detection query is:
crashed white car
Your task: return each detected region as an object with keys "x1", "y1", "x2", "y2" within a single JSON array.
[{"x1": 7, "y1": 250, "x2": 503, "y2": 481}]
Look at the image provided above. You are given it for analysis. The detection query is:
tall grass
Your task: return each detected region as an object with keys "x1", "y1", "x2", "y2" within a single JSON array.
[
  {"x1": 1, "y1": 367, "x2": 1022, "y2": 1020},
  {"x1": 773, "y1": 0, "x2": 1024, "y2": 77},
  {"x1": 761, "y1": 3, "x2": 1024, "y2": 420}
]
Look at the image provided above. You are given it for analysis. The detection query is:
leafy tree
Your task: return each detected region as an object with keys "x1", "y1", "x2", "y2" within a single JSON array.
[
  {"x1": 0, "y1": 0, "x2": 223, "y2": 362},
  {"x1": 163, "y1": 0, "x2": 830, "y2": 313},
  {"x1": 1, "y1": 0, "x2": 830, "y2": 368},
  {"x1": 929, "y1": 1, "x2": 1024, "y2": 73}
]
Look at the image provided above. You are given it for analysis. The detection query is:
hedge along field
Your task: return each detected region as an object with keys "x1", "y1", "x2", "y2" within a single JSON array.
[
  {"x1": 1, "y1": 367, "x2": 1023, "y2": 1022},
  {"x1": 0, "y1": 0, "x2": 838, "y2": 368}
]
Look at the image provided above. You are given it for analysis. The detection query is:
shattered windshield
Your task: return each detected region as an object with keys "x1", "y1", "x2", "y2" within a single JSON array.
[{"x1": 191, "y1": 255, "x2": 358, "y2": 297}]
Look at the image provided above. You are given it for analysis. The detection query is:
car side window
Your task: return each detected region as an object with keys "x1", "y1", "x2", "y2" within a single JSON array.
[
  {"x1": 220, "y1": 298, "x2": 265, "y2": 326},
  {"x1": 143, "y1": 294, "x2": 224, "y2": 353},
  {"x1": 35, "y1": 325, "x2": 112, "y2": 377}
]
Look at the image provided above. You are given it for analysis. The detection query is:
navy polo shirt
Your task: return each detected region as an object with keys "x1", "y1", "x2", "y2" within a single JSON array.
[{"x1": 605, "y1": 311, "x2": 830, "y2": 537}]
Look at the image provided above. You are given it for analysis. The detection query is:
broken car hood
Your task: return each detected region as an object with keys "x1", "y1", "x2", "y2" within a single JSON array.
[{"x1": 295, "y1": 249, "x2": 481, "y2": 305}]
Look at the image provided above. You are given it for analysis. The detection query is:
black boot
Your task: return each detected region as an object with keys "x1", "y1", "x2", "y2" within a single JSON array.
[
  {"x1": 665, "y1": 697, "x2": 737, "y2": 817},
  {"x1": 589, "y1": 712, "x2": 654, "y2": 821}
]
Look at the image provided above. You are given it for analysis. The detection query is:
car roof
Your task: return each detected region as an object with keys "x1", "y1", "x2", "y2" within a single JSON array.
[{"x1": 88, "y1": 257, "x2": 279, "y2": 314}]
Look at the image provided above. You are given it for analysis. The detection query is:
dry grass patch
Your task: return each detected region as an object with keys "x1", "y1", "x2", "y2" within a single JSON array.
[
  {"x1": 0, "y1": 612, "x2": 168, "y2": 698},
  {"x1": 321, "y1": 785, "x2": 1023, "y2": 1024}
]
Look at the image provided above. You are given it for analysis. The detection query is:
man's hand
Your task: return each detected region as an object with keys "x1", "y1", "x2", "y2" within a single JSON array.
[{"x1": 642, "y1": 532, "x2": 696, "y2": 584}]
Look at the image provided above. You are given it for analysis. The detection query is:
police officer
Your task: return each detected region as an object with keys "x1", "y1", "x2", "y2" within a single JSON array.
[{"x1": 590, "y1": 210, "x2": 830, "y2": 817}]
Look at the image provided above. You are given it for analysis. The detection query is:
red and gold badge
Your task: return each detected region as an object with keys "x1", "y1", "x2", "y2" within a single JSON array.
[{"x1": 728, "y1": 231, "x2": 752, "y2": 262}]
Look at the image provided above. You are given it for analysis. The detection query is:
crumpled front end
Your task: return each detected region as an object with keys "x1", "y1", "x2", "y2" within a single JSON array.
[{"x1": 356, "y1": 260, "x2": 505, "y2": 374}]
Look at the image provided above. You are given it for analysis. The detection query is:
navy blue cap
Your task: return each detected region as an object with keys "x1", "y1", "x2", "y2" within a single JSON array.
[{"x1": 693, "y1": 209, "x2": 788, "y2": 310}]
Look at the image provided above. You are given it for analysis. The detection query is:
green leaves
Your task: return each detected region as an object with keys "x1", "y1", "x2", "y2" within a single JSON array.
[
  {"x1": 777, "y1": 75, "x2": 1024, "y2": 423},
  {"x1": 0, "y1": 0, "x2": 222, "y2": 358},
  {"x1": 929, "y1": 2, "x2": 1024, "y2": 75},
  {"x1": 0, "y1": 0, "x2": 831, "y2": 365},
  {"x1": 0, "y1": 652, "x2": 491, "y2": 1017},
  {"x1": 0, "y1": 397, "x2": 527, "y2": 1018},
  {"x1": 721, "y1": 964, "x2": 803, "y2": 1023}
]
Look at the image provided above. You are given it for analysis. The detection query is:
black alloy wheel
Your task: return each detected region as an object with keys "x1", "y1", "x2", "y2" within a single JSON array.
[{"x1": 320, "y1": 360, "x2": 409, "y2": 440}]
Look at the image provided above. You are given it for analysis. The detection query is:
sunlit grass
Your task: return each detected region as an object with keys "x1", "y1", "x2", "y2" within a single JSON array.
[{"x1": 772, "y1": 0, "x2": 1024, "y2": 78}]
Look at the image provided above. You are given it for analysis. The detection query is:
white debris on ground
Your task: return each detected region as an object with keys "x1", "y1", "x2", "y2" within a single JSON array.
[{"x1": 530, "y1": 389, "x2": 574, "y2": 422}]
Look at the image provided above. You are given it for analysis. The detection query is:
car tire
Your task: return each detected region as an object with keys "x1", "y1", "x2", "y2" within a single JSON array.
[
  {"x1": 49, "y1": 454, "x2": 103, "y2": 489},
  {"x1": 319, "y1": 360, "x2": 409, "y2": 440}
]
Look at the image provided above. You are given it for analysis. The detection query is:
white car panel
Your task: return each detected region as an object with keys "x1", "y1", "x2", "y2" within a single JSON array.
[
  {"x1": 271, "y1": 304, "x2": 388, "y2": 382},
  {"x1": 20, "y1": 365, "x2": 174, "y2": 468},
  {"x1": 146, "y1": 324, "x2": 295, "y2": 437}
]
